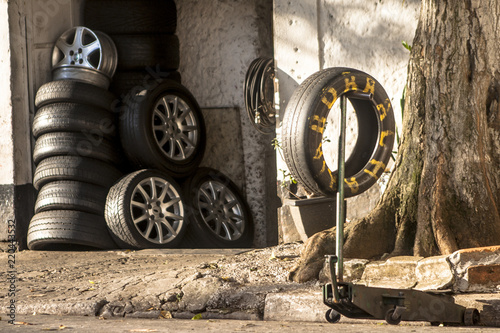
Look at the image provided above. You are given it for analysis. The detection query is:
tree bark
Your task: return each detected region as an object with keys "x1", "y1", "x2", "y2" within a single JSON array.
[{"x1": 289, "y1": 0, "x2": 500, "y2": 283}]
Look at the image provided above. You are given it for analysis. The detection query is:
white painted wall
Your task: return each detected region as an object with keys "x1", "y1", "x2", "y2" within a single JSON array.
[{"x1": 274, "y1": 0, "x2": 420, "y2": 222}]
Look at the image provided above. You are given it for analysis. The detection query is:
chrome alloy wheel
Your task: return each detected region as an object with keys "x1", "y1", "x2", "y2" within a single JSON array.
[
  {"x1": 52, "y1": 26, "x2": 117, "y2": 88},
  {"x1": 196, "y1": 180, "x2": 246, "y2": 241},
  {"x1": 130, "y1": 176, "x2": 184, "y2": 244},
  {"x1": 152, "y1": 94, "x2": 199, "y2": 162}
]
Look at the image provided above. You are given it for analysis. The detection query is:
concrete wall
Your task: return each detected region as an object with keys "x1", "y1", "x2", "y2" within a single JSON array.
[
  {"x1": 177, "y1": 0, "x2": 277, "y2": 247},
  {"x1": 274, "y1": 0, "x2": 420, "y2": 235}
]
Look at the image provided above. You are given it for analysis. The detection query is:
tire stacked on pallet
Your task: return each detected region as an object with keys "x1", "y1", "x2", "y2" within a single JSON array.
[
  {"x1": 27, "y1": 27, "x2": 122, "y2": 250},
  {"x1": 84, "y1": 0, "x2": 182, "y2": 97}
]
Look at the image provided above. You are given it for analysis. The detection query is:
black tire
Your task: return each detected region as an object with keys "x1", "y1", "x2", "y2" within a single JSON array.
[
  {"x1": 325, "y1": 309, "x2": 341, "y2": 323},
  {"x1": 385, "y1": 308, "x2": 402, "y2": 325},
  {"x1": 110, "y1": 69, "x2": 181, "y2": 97},
  {"x1": 111, "y1": 34, "x2": 180, "y2": 71},
  {"x1": 182, "y1": 168, "x2": 253, "y2": 248},
  {"x1": 282, "y1": 67, "x2": 395, "y2": 197},
  {"x1": 27, "y1": 210, "x2": 117, "y2": 250},
  {"x1": 35, "y1": 180, "x2": 108, "y2": 215},
  {"x1": 84, "y1": 0, "x2": 177, "y2": 35},
  {"x1": 105, "y1": 169, "x2": 188, "y2": 249},
  {"x1": 35, "y1": 80, "x2": 116, "y2": 110},
  {"x1": 119, "y1": 80, "x2": 205, "y2": 177},
  {"x1": 33, "y1": 156, "x2": 122, "y2": 190},
  {"x1": 33, "y1": 132, "x2": 120, "y2": 165},
  {"x1": 32, "y1": 103, "x2": 116, "y2": 139},
  {"x1": 463, "y1": 308, "x2": 480, "y2": 326}
]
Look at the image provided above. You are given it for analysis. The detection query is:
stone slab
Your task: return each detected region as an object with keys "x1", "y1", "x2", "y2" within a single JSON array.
[
  {"x1": 319, "y1": 259, "x2": 369, "y2": 284},
  {"x1": 263, "y1": 289, "x2": 329, "y2": 322},
  {"x1": 414, "y1": 255, "x2": 454, "y2": 291},
  {"x1": 448, "y1": 246, "x2": 500, "y2": 292},
  {"x1": 360, "y1": 256, "x2": 422, "y2": 289}
]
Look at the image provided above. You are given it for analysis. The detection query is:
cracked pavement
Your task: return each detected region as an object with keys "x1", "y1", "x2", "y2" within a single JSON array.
[{"x1": 0, "y1": 244, "x2": 310, "y2": 320}]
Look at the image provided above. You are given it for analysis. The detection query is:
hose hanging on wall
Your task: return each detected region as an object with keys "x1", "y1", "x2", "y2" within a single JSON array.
[{"x1": 244, "y1": 57, "x2": 276, "y2": 134}]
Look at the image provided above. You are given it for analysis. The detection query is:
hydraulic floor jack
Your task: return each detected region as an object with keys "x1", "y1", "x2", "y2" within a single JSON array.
[{"x1": 322, "y1": 94, "x2": 480, "y2": 326}]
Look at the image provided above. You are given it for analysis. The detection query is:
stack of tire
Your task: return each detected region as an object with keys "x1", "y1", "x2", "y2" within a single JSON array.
[
  {"x1": 27, "y1": 27, "x2": 123, "y2": 250},
  {"x1": 84, "y1": 0, "x2": 181, "y2": 97},
  {"x1": 81, "y1": 0, "x2": 254, "y2": 250}
]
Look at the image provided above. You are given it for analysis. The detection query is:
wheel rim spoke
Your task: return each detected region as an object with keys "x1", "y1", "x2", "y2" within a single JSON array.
[
  {"x1": 154, "y1": 108, "x2": 169, "y2": 124},
  {"x1": 178, "y1": 133, "x2": 195, "y2": 150},
  {"x1": 74, "y1": 27, "x2": 84, "y2": 47},
  {"x1": 167, "y1": 138, "x2": 176, "y2": 158},
  {"x1": 162, "y1": 97, "x2": 173, "y2": 118},
  {"x1": 199, "y1": 188, "x2": 216, "y2": 205},
  {"x1": 132, "y1": 213, "x2": 149, "y2": 224},
  {"x1": 227, "y1": 212, "x2": 243, "y2": 221},
  {"x1": 143, "y1": 219, "x2": 155, "y2": 238},
  {"x1": 164, "y1": 197, "x2": 181, "y2": 208},
  {"x1": 182, "y1": 125, "x2": 198, "y2": 132},
  {"x1": 224, "y1": 199, "x2": 238, "y2": 210},
  {"x1": 136, "y1": 184, "x2": 150, "y2": 203},
  {"x1": 178, "y1": 108, "x2": 191, "y2": 122},
  {"x1": 158, "y1": 183, "x2": 170, "y2": 202},
  {"x1": 175, "y1": 139, "x2": 187, "y2": 159},
  {"x1": 162, "y1": 219, "x2": 178, "y2": 237},
  {"x1": 221, "y1": 221, "x2": 237, "y2": 240},
  {"x1": 149, "y1": 177, "x2": 157, "y2": 200},
  {"x1": 214, "y1": 219, "x2": 222, "y2": 236},
  {"x1": 131, "y1": 201, "x2": 148, "y2": 210},
  {"x1": 165, "y1": 211, "x2": 183, "y2": 221},
  {"x1": 171, "y1": 97, "x2": 179, "y2": 119}
]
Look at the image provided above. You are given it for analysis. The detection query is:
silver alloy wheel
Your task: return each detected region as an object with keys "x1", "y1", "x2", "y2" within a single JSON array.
[
  {"x1": 152, "y1": 94, "x2": 199, "y2": 161},
  {"x1": 130, "y1": 176, "x2": 184, "y2": 244},
  {"x1": 52, "y1": 26, "x2": 117, "y2": 89},
  {"x1": 197, "y1": 180, "x2": 245, "y2": 241}
]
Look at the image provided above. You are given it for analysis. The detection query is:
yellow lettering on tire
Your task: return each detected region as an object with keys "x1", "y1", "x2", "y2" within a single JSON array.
[
  {"x1": 345, "y1": 177, "x2": 359, "y2": 194},
  {"x1": 364, "y1": 159, "x2": 386, "y2": 179},
  {"x1": 379, "y1": 130, "x2": 394, "y2": 146},
  {"x1": 310, "y1": 115, "x2": 327, "y2": 134},
  {"x1": 321, "y1": 87, "x2": 338, "y2": 109},
  {"x1": 318, "y1": 161, "x2": 336, "y2": 189},
  {"x1": 313, "y1": 142, "x2": 323, "y2": 159},
  {"x1": 377, "y1": 98, "x2": 391, "y2": 121},
  {"x1": 363, "y1": 77, "x2": 376, "y2": 95},
  {"x1": 344, "y1": 76, "x2": 358, "y2": 92}
]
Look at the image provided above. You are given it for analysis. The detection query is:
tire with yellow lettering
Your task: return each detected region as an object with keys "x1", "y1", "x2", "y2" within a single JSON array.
[{"x1": 282, "y1": 67, "x2": 395, "y2": 197}]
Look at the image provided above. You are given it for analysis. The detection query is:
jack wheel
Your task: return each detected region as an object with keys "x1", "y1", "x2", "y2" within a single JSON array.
[
  {"x1": 325, "y1": 309, "x2": 341, "y2": 323},
  {"x1": 385, "y1": 308, "x2": 402, "y2": 325},
  {"x1": 463, "y1": 308, "x2": 480, "y2": 326}
]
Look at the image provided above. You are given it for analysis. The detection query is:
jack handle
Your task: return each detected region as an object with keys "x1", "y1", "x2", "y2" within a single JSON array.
[{"x1": 326, "y1": 255, "x2": 341, "y2": 302}]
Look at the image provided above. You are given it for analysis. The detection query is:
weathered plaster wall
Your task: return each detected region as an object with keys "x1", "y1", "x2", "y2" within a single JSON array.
[
  {"x1": 0, "y1": 0, "x2": 14, "y2": 239},
  {"x1": 177, "y1": 0, "x2": 277, "y2": 247},
  {"x1": 274, "y1": 0, "x2": 420, "y2": 231}
]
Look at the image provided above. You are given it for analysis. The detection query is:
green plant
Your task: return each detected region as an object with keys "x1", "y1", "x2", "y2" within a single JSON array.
[{"x1": 402, "y1": 41, "x2": 412, "y2": 52}]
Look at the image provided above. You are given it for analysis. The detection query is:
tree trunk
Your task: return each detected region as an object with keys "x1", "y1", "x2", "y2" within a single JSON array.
[{"x1": 289, "y1": 0, "x2": 500, "y2": 283}]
